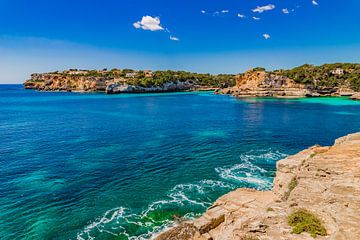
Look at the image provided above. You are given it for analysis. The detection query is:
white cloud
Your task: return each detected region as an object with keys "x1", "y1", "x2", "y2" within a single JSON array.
[
  {"x1": 221, "y1": 10, "x2": 229, "y2": 14},
  {"x1": 312, "y1": 0, "x2": 319, "y2": 6},
  {"x1": 252, "y1": 4, "x2": 275, "y2": 13},
  {"x1": 133, "y1": 16, "x2": 164, "y2": 31},
  {"x1": 253, "y1": 16, "x2": 261, "y2": 20},
  {"x1": 237, "y1": 13, "x2": 246, "y2": 18},
  {"x1": 263, "y1": 34, "x2": 271, "y2": 40},
  {"x1": 201, "y1": 10, "x2": 206, "y2": 14},
  {"x1": 282, "y1": 8, "x2": 289, "y2": 14},
  {"x1": 170, "y1": 36, "x2": 179, "y2": 41}
]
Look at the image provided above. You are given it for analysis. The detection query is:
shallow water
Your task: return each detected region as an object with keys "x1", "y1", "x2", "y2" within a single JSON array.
[{"x1": 1, "y1": 85, "x2": 360, "y2": 240}]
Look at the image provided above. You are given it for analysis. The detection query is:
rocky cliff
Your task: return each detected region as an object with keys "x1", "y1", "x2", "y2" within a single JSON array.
[
  {"x1": 23, "y1": 69, "x2": 234, "y2": 93},
  {"x1": 217, "y1": 70, "x2": 357, "y2": 98},
  {"x1": 156, "y1": 132, "x2": 360, "y2": 240},
  {"x1": 24, "y1": 74, "x2": 195, "y2": 93},
  {"x1": 24, "y1": 73, "x2": 108, "y2": 92}
]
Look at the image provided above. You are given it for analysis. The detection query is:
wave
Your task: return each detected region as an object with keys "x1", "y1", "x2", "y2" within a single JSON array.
[
  {"x1": 77, "y1": 149, "x2": 287, "y2": 240},
  {"x1": 215, "y1": 149, "x2": 287, "y2": 190}
]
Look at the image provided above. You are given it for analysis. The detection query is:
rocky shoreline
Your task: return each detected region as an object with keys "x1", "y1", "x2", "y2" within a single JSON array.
[
  {"x1": 215, "y1": 70, "x2": 360, "y2": 100},
  {"x1": 23, "y1": 69, "x2": 233, "y2": 94},
  {"x1": 23, "y1": 64, "x2": 360, "y2": 99},
  {"x1": 156, "y1": 132, "x2": 360, "y2": 240}
]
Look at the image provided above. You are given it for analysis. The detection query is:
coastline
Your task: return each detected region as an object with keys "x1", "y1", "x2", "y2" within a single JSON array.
[{"x1": 156, "y1": 132, "x2": 360, "y2": 240}]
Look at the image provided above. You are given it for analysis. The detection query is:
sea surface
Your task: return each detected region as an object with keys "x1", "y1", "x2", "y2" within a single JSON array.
[{"x1": 1, "y1": 84, "x2": 360, "y2": 240}]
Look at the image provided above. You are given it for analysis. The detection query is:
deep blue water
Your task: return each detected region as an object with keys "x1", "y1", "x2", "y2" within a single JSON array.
[{"x1": 1, "y1": 84, "x2": 360, "y2": 240}]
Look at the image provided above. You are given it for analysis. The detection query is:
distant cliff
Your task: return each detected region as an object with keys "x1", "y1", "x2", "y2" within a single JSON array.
[
  {"x1": 156, "y1": 132, "x2": 360, "y2": 240},
  {"x1": 24, "y1": 64, "x2": 360, "y2": 97},
  {"x1": 217, "y1": 63, "x2": 360, "y2": 99},
  {"x1": 23, "y1": 69, "x2": 235, "y2": 93}
]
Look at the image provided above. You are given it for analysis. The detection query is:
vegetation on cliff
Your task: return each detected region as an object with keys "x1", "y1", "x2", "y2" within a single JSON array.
[
  {"x1": 46, "y1": 69, "x2": 236, "y2": 88},
  {"x1": 128, "y1": 71, "x2": 235, "y2": 88},
  {"x1": 25, "y1": 63, "x2": 360, "y2": 94},
  {"x1": 288, "y1": 209, "x2": 327, "y2": 238},
  {"x1": 274, "y1": 63, "x2": 360, "y2": 91}
]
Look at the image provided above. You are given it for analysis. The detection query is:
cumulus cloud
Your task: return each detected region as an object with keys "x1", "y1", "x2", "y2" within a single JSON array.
[
  {"x1": 312, "y1": 0, "x2": 319, "y2": 5},
  {"x1": 133, "y1": 16, "x2": 164, "y2": 31},
  {"x1": 253, "y1": 16, "x2": 261, "y2": 20},
  {"x1": 170, "y1": 36, "x2": 179, "y2": 41},
  {"x1": 201, "y1": 10, "x2": 206, "y2": 14},
  {"x1": 252, "y1": 4, "x2": 275, "y2": 13},
  {"x1": 263, "y1": 34, "x2": 271, "y2": 40},
  {"x1": 221, "y1": 10, "x2": 229, "y2": 13},
  {"x1": 282, "y1": 8, "x2": 289, "y2": 14},
  {"x1": 237, "y1": 13, "x2": 246, "y2": 18}
]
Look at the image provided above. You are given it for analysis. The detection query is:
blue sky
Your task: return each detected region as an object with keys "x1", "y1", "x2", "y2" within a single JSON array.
[{"x1": 0, "y1": 0, "x2": 359, "y2": 83}]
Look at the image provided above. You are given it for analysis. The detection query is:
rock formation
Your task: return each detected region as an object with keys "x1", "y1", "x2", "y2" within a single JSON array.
[
  {"x1": 156, "y1": 132, "x2": 360, "y2": 240},
  {"x1": 216, "y1": 70, "x2": 356, "y2": 98},
  {"x1": 24, "y1": 73, "x2": 108, "y2": 92},
  {"x1": 106, "y1": 81, "x2": 193, "y2": 94},
  {"x1": 350, "y1": 93, "x2": 360, "y2": 100},
  {"x1": 23, "y1": 69, "x2": 233, "y2": 93}
]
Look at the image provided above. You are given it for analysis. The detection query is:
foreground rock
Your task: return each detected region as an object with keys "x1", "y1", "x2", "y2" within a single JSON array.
[
  {"x1": 156, "y1": 132, "x2": 360, "y2": 240},
  {"x1": 216, "y1": 70, "x2": 358, "y2": 98}
]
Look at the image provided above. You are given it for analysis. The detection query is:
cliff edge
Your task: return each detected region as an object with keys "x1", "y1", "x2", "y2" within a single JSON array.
[{"x1": 156, "y1": 133, "x2": 360, "y2": 240}]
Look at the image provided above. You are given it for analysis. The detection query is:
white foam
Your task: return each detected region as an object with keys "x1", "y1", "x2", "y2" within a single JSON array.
[
  {"x1": 77, "y1": 150, "x2": 287, "y2": 240},
  {"x1": 215, "y1": 149, "x2": 287, "y2": 190}
]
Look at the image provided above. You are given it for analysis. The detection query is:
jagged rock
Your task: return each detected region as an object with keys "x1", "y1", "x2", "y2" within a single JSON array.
[{"x1": 156, "y1": 132, "x2": 360, "y2": 240}]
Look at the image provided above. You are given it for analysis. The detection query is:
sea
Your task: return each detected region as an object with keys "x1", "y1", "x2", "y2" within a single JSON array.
[{"x1": 1, "y1": 84, "x2": 360, "y2": 239}]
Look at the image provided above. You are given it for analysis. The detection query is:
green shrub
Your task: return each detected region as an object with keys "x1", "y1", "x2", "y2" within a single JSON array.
[
  {"x1": 282, "y1": 177, "x2": 298, "y2": 200},
  {"x1": 288, "y1": 209, "x2": 327, "y2": 238},
  {"x1": 240, "y1": 235, "x2": 259, "y2": 240},
  {"x1": 266, "y1": 207, "x2": 274, "y2": 212}
]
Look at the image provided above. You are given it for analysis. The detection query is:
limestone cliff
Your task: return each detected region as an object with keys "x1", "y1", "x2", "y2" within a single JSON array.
[
  {"x1": 156, "y1": 132, "x2": 360, "y2": 240},
  {"x1": 217, "y1": 70, "x2": 357, "y2": 98},
  {"x1": 23, "y1": 69, "x2": 234, "y2": 93},
  {"x1": 24, "y1": 73, "x2": 108, "y2": 92}
]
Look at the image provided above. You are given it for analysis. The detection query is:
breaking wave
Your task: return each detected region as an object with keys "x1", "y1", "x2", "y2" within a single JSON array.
[{"x1": 77, "y1": 149, "x2": 287, "y2": 240}]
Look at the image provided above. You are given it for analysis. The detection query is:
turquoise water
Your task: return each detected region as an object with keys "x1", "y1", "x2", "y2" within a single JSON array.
[{"x1": 1, "y1": 85, "x2": 360, "y2": 240}]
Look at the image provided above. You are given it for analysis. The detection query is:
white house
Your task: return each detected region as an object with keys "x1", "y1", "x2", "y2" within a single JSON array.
[{"x1": 331, "y1": 68, "x2": 344, "y2": 75}]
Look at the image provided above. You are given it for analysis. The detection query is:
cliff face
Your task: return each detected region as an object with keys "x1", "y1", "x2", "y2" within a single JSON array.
[
  {"x1": 106, "y1": 81, "x2": 193, "y2": 94},
  {"x1": 24, "y1": 73, "x2": 108, "y2": 92},
  {"x1": 217, "y1": 70, "x2": 357, "y2": 98},
  {"x1": 156, "y1": 132, "x2": 360, "y2": 240},
  {"x1": 23, "y1": 69, "x2": 235, "y2": 93},
  {"x1": 24, "y1": 73, "x2": 195, "y2": 93}
]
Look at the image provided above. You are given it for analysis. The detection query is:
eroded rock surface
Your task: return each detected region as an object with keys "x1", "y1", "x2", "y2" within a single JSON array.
[{"x1": 156, "y1": 133, "x2": 360, "y2": 240}]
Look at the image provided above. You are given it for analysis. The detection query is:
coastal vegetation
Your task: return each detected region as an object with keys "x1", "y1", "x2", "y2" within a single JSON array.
[
  {"x1": 282, "y1": 177, "x2": 298, "y2": 200},
  {"x1": 24, "y1": 63, "x2": 360, "y2": 96},
  {"x1": 288, "y1": 209, "x2": 327, "y2": 238},
  {"x1": 274, "y1": 63, "x2": 360, "y2": 91},
  {"x1": 239, "y1": 235, "x2": 259, "y2": 240},
  {"x1": 52, "y1": 69, "x2": 236, "y2": 88}
]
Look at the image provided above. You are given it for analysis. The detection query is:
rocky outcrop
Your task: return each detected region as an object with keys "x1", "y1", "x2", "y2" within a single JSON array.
[
  {"x1": 106, "y1": 81, "x2": 193, "y2": 94},
  {"x1": 24, "y1": 73, "x2": 196, "y2": 93},
  {"x1": 156, "y1": 132, "x2": 360, "y2": 240},
  {"x1": 24, "y1": 73, "x2": 108, "y2": 92},
  {"x1": 216, "y1": 70, "x2": 357, "y2": 98}
]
